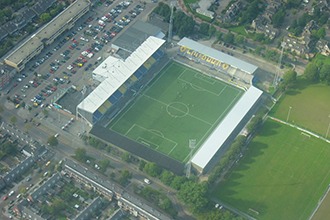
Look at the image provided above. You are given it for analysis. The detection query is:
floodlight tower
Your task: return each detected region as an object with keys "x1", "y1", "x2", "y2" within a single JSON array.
[
  {"x1": 186, "y1": 139, "x2": 196, "y2": 178},
  {"x1": 273, "y1": 44, "x2": 284, "y2": 87},
  {"x1": 167, "y1": 1, "x2": 176, "y2": 45}
]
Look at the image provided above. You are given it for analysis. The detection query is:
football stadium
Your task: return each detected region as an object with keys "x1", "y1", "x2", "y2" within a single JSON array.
[{"x1": 77, "y1": 28, "x2": 263, "y2": 174}]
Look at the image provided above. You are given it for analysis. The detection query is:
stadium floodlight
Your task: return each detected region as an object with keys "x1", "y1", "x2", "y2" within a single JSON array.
[
  {"x1": 326, "y1": 115, "x2": 330, "y2": 139},
  {"x1": 286, "y1": 106, "x2": 292, "y2": 122},
  {"x1": 186, "y1": 139, "x2": 196, "y2": 178}
]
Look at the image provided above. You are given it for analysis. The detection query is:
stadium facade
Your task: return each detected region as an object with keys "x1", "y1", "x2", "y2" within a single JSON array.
[{"x1": 77, "y1": 36, "x2": 165, "y2": 126}]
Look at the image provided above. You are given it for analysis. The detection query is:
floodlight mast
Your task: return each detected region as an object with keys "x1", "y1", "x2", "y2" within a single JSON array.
[
  {"x1": 186, "y1": 139, "x2": 196, "y2": 178},
  {"x1": 273, "y1": 44, "x2": 284, "y2": 87},
  {"x1": 167, "y1": 1, "x2": 176, "y2": 45}
]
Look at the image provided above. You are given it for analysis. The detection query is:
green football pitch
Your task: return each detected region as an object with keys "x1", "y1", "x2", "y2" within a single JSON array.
[
  {"x1": 213, "y1": 119, "x2": 330, "y2": 220},
  {"x1": 108, "y1": 61, "x2": 243, "y2": 162}
]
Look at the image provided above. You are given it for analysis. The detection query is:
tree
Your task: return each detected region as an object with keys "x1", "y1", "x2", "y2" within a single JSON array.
[
  {"x1": 304, "y1": 62, "x2": 319, "y2": 82},
  {"x1": 280, "y1": 69, "x2": 297, "y2": 90},
  {"x1": 121, "y1": 152, "x2": 131, "y2": 162},
  {"x1": 239, "y1": 0, "x2": 260, "y2": 24},
  {"x1": 208, "y1": 25, "x2": 216, "y2": 37},
  {"x1": 139, "y1": 160, "x2": 146, "y2": 171},
  {"x1": 319, "y1": 63, "x2": 330, "y2": 84},
  {"x1": 272, "y1": 9, "x2": 285, "y2": 28},
  {"x1": 223, "y1": 32, "x2": 234, "y2": 44},
  {"x1": 234, "y1": 35, "x2": 245, "y2": 45},
  {"x1": 10, "y1": 116, "x2": 17, "y2": 125},
  {"x1": 40, "y1": 13, "x2": 51, "y2": 23},
  {"x1": 47, "y1": 135, "x2": 58, "y2": 146},
  {"x1": 99, "y1": 159, "x2": 110, "y2": 172},
  {"x1": 316, "y1": 27, "x2": 326, "y2": 39},
  {"x1": 178, "y1": 181, "x2": 208, "y2": 213},
  {"x1": 170, "y1": 176, "x2": 186, "y2": 190},
  {"x1": 143, "y1": 162, "x2": 161, "y2": 177},
  {"x1": 75, "y1": 148, "x2": 87, "y2": 162},
  {"x1": 118, "y1": 170, "x2": 131, "y2": 185},
  {"x1": 199, "y1": 23, "x2": 210, "y2": 35},
  {"x1": 160, "y1": 170, "x2": 174, "y2": 185},
  {"x1": 286, "y1": 0, "x2": 302, "y2": 8}
]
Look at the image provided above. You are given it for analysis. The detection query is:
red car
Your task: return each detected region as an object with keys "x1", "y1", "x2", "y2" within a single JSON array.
[{"x1": 2, "y1": 195, "x2": 8, "y2": 201}]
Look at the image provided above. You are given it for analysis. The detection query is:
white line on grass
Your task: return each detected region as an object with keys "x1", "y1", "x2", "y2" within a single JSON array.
[{"x1": 143, "y1": 94, "x2": 213, "y2": 126}]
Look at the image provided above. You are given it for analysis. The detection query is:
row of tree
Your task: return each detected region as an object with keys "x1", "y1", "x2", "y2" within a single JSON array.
[
  {"x1": 153, "y1": 2, "x2": 195, "y2": 38},
  {"x1": 304, "y1": 59, "x2": 330, "y2": 84}
]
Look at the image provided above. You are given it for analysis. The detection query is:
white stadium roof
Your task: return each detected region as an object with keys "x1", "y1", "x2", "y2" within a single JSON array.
[
  {"x1": 177, "y1": 37, "x2": 258, "y2": 74},
  {"x1": 77, "y1": 36, "x2": 165, "y2": 114},
  {"x1": 191, "y1": 86, "x2": 263, "y2": 170}
]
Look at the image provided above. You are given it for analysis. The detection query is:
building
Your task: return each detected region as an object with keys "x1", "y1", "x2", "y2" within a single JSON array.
[
  {"x1": 64, "y1": 159, "x2": 171, "y2": 220},
  {"x1": 221, "y1": 1, "x2": 242, "y2": 23},
  {"x1": 191, "y1": 86, "x2": 263, "y2": 173},
  {"x1": 4, "y1": 0, "x2": 90, "y2": 72},
  {"x1": 316, "y1": 40, "x2": 330, "y2": 56},
  {"x1": 251, "y1": 16, "x2": 278, "y2": 40},
  {"x1": 111, "y1": 20, "x2": 165, "y2": 59},
  {"x1": 77, "y1": 36, "x2": 165, "y2": 126},
  {"x1": 3, "y1": 156, "x2": 36, "y2": 184},
  {"x1": 28, "y1": 173, "x2": 62, "y2": 203},
  {"x1": 0, "y1": 64, "x2": 16, "y2": 91},
  {"x1": 75, "y1": 197, "x2": 105, "y2": 220}
]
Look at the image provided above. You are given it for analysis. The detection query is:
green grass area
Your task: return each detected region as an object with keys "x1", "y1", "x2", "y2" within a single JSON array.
[
  {"x1": 271, "y1": 80, "x2": 330, "y2": 136},
  {"x1": 228, "y1": 26, "x2": 248, "y2": 37},
  {"x1": 183, "y1": 0, "x2": 199, "y2": 3},
  {"x1": 108, "y1": 61, "x2": 243, "y2": 162},
  {"x1": 313, "y1": 54, "x2": 330, "y2": 66},
  {"x1": 213, "y1": 119, "x2": 330, "y2": 220}
]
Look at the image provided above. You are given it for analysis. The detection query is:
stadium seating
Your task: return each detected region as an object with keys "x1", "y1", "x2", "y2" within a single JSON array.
[
  {"x1": 98, "y1": 105, "x2": 107, "y2": 114},
  {"x1": 109, "y1": 95, "x2": 118, "y2": 104},
  {"x1": 93, "y1": 110, "x2": 102, "y2": 120},
  {"x1": 118, "y1": 85, "x2": 127, "y2": 94},
  {"x1": 113, "y1": 90, "x2": 123, "y2": 99},
  {"x1": 130, "y1": 75, "x2": 138, "y2": 82}
]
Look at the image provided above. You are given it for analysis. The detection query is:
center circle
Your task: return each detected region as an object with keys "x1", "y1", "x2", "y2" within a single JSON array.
[{"x1": 166, "y1": 102, "x2": 189, "y2": 118}]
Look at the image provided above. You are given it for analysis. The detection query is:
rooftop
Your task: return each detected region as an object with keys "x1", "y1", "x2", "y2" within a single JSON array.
[
  {"x1": 178, "y1": 37, "x2": 258, "y2": 74},
  {"x1": 5, "y1": 0, "x2": 90, "y2": 65},
  {"x1": 113, "y1": 20, "x2": 164, "y2": 55}
]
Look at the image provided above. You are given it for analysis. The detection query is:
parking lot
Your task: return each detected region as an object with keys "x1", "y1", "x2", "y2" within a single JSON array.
[{"x1": 3, "y1": 0, "x2": 158, "y2": 136}]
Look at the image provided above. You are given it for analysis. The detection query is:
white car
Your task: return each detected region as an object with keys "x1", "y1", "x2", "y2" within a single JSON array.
[{"x1": 144, "y1": 178, "x2": 151, "y2": 184}]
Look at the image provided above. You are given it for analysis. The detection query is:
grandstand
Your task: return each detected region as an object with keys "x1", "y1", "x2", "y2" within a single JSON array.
[
  {"x1": 191, "y1": 86, "x2": 263, "y2": 173},
  {"x1": 177, "y1": 37, "x2": 258, "y2": 84},
  {"x1": 76, "y1": 36, "x2": 165, "y2": 126}
]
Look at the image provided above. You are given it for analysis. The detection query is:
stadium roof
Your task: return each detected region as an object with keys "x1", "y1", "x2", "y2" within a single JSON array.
[
  {"x1": 177, "y1": 37, "x2": 258, "y2": 74},
  {"x1": 112, "y1": 20, "x2": 164, "y2": 55},
  {"x1": 77, "y1": 36, "x2": 165, "y2": 114},
  {"x1": 191, "y1": 86, "x2": 263, "y2": 170},
  {"x1": 5, "y1": 0, "x2": 90, "y2": 65}
]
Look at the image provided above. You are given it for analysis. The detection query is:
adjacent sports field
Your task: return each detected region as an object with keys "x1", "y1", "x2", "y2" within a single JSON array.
[
  {"x1": 108, "y1": 61, "x2": 243, "y2": 162},
  {"x1": 213, "y1": 119, "x2": 330, "y2": 220},
  {"x1": 271, "y1": 80, "x2": 330, "y2": 136}
]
